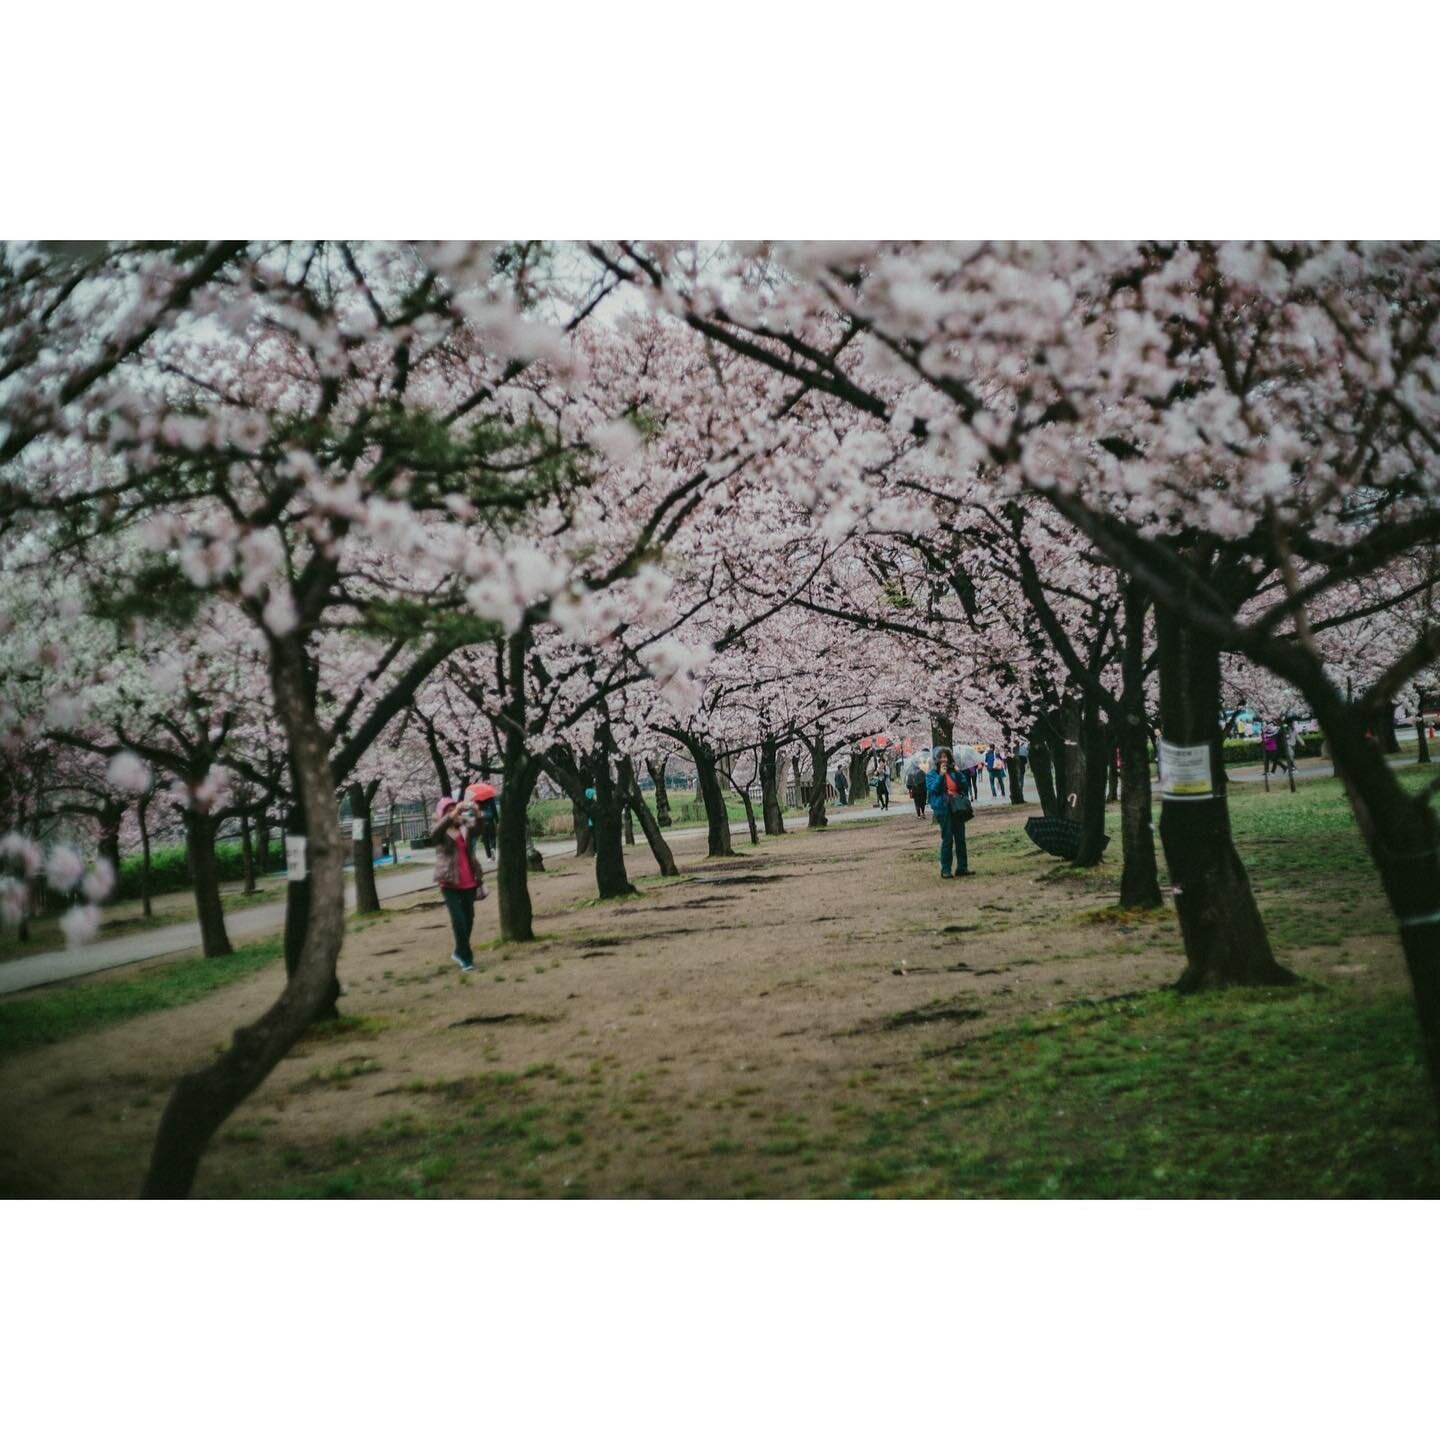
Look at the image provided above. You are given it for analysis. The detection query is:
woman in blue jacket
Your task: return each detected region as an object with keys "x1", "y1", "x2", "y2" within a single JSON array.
[{"x1": 925, "y1": 748, "x2": 972, "y2": 878}]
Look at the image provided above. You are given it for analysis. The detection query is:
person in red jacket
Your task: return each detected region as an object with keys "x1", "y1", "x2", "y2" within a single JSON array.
[{"x1": 430, "y1": 796, "x2": 487, "y2": 972}]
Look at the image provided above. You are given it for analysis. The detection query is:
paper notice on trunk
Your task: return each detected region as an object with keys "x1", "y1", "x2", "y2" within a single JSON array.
[
  {"x1": 1159, "y1": 740, "x2": 1213, "y2": 799},
  {"x1": 351, "y1": 817, "x2": 366, "y2": 841},
  {"x1": 285, "y1": 835, "x2": 308, "y2": 881}
]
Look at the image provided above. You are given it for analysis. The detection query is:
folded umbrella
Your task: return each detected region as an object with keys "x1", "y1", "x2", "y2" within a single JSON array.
[{"x1": 1024, "y1": 815, "x2": 1110, "y2": 861}]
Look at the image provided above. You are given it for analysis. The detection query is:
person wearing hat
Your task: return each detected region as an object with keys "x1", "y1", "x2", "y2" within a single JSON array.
[
  {"x1": 925, "y1": 747, "x2": 973, "y2": 878},
  {"x1": 430, "y1": 795, "x2": 487, "y2": 972}
]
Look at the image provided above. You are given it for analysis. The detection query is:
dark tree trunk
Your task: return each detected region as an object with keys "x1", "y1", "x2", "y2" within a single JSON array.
[
  {"x1": 1107, "y1": 749, "x2": 1119, "y2": 803},
  {"x1": 1051, "y1": 704, "x2": 1085, "y2": 819},
  {"x1": 1007, "y1": 753, "x2": 1026, "y2": 805},
  {"x1": 1379, "y1": 706, "x2": 1401, "y2": 755},
  {"x1": 525, "y1": 819, "x2": 545, "y2": 873},
  {"x1": 623, "y1": 792, "x2": 635, "y2": 846},
  {"x1": 497, "y1": 762, "x2": 539, "y2": 940},
  {"x1": 497, "y1": 632, "x2": 539, "y2": 942},
  {"x1": 721, "y1": 763, "x2": 761, "y2": 846},
  {"x1": 255, "y1": 814, "x2": 272, "y2": 877},
  {"x1": 759, "y1": 737, "x2": 786, "y2": 835},
  {"x1": 348, "y1": 780, "x2": 381, "y2": 914},
  {"x1": 138, "y1": 791, "x2": 154, "y2": 919},
  {"x1": 143, "y1": 635, "x2": 347, "y2": 1198},
  {"x1": 1072, "y1": 702, "x2": 1110, "y2": 867},
  {"x1": 590, "y1": 749, "x2": 636, "y2": 900},
  {"x1": 1310, "y1": 700, "x2": 1440, "y2": 1121},
  {"x1": 807, "y1": 735, "x2": 829, "y2": 829},
  {"x1": 572, "y1": 793, "x2": 595, "y2": 857},
  {"x1": 1029, "y1": 731, "x2": 1060, "y2": 818},
  {"x1": 845, "y1": 751, "x2": 867, "y2": 810},
  {"x1": 1154, "y1": 603, "x2": 1294, "y2": 991},
  {"x1": 183, "y1": 809, "x2": 232, "y2": 959},
  {"x1": 240, "y1": 813, "x2": 256, "y2": 895},
  {"x1": 693, "y1": 744, "x2": 735, "y2": 857},
  {"x1": 930, "y1": 714, "x2": 954, "y2": 750},
  {"x1": 282, "y1": 792, "x2": 339, "y2": 1021},
  {"x1": 1417, "y1": 702, "x2": 1432, "y2": 765},
  {"x1": 98, "y1": 800, "x2": 123, "y2": 881},
  {"x1": 620, "y1": 756, "x2": 679, "y2": 877},
  {"x1": 424, "y1": 722, "x2": 452, "y2": 800},
  {"x1": 646, "y1": 756, "x2": 672, "y2": 827},
  {"x1": 1117, "y1": 580, "x2": 1162, "y2": 910}
]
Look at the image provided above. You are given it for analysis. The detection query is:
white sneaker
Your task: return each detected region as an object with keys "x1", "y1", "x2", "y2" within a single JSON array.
[{"x1": 452, "y1": 952, "x2": 475, "y2": 972}]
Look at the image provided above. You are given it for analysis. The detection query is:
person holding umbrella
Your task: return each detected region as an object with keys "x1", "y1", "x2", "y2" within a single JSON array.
[
  {"x1": 466, "y1": 780, "x2": 500, "y2": 859},
  {"x1": 925, "y1": 746, "x2": 974, "y2": 878}
]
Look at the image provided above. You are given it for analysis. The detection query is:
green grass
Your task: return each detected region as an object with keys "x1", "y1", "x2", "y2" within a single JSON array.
[
  {"x1": 840, "y1": 984, "x2": 1440, "y2": 1198},
  {"x1": 0, "y1": 938, "x2": 286, "y2": 1059}
]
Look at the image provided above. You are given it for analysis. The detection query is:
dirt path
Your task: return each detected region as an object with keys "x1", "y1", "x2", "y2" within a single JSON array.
[{"x1": 0, "y1": 801, "x2": 1402, "y2": 1198}]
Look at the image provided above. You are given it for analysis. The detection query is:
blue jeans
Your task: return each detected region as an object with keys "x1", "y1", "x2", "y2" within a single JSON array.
[
  {"x1": 442, "y1": 886, "x2": 477, "y2": 962},
  {"x1": 937, "y1": 810, "x2": 968, "y2": 875}
]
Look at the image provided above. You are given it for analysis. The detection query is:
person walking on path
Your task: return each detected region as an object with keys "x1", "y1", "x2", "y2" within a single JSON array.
[
  {"x1": 906, "y1": 763, "x2": 928, "y2": 817},
  {"x1": 985, "y1": 744, "x2": 1007, "y2": 797},
  {"x1": 833, "y1": 765, "x2": 848, "y2": 806},
  {"x1": 1262, "y1": 725, "x2": 1279, "y2": 776},
  {"x1": 430, "y1": 795, "x2": 487, "y2": 972},
  {"x1": 925, "y1": 747, "x2": 973, "y2": 878},
  {"x1": 874, "y1": 770, "x2": 890, "y2": 810},
  {"x1": 965, "y1": 753, "x2": 982, "y2": 800}
]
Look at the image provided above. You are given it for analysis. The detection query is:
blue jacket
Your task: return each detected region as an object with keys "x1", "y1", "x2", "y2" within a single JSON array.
[{"x1": 926, "y1": 767, "x2": 966, "y2": 819}]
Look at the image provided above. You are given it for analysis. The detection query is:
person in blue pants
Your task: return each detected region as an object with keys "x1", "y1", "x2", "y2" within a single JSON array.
[{"x1": 925, "y1": 748, "x2": 971, "y2": 878}]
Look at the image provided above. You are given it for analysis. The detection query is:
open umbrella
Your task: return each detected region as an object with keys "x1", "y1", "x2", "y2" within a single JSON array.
[
  {"x1": 1024, "y1": 816, "x2": 1110, "y2": 862},
  {"x1": 466, "y1": 781, "x2": 498, "y2": 803}
]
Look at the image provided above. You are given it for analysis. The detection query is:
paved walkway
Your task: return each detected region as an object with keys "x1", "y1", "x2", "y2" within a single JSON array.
[{"x1": 2, "y1": 793, "x2": 1016, "y2": 996}]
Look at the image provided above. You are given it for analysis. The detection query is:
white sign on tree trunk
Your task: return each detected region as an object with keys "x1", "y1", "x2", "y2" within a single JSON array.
[
  {"x1": 285, "y1": 835, "x2": 308, "y2": 880},
  {"x1": 1159, "y1": 740, "x2": 1213, "y2": 800},
  {"x1": 351, "y1": 817, "x2": 366, "y2": 841}
]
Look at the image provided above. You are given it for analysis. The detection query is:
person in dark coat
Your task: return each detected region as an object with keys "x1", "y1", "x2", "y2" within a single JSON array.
[{"x1": 833, "y1": 765, "x2": 848, "y2": 806}]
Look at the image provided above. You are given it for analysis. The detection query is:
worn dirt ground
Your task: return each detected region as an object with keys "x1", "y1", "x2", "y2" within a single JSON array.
[{"x1": 0, "y1": 797, "x2": 1409, "y2": 1198}]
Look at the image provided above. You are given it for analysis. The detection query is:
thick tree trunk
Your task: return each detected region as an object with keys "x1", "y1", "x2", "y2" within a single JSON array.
[
  {"x1": 1315, "y1": 707, "x2": 1440, "y2": 1120},
  {"x1": 759, "y1": 737, "x2": 786, "y2": 835},
  {"x1": 497, "y1": 763, "x2": 539, "y2": 940},
  {"x1": 930, "y1": 714, "x2": 954, "y2": 750},
  {"x1": 620, "y1": 757, "x2": 678, "y2": 877},
  {"x1": 1154, "y1": 603, "x2": 1293, "y2": 991},
  {"x1": 255, "y1": 814, "x2": 272, "y2": 877},
  {"x1": 282, "y1": 793, "x2": 339, "y2": 1022},
  {"x1": 693, "y1": 745, "x2": 735, "y2": 857},
  {"x1": 525, "y1": 819, "x2": 545, "y2": 873},
  {"x1": 807, "y1": 736, "x2": 829, "y2": 829},
  {"x1": 183, "y1": 809, "x2": 232, "y2": 959},
  {"x1": 142, "y1": 637, "x2": 347, "y2": 1198},
  {"x1": 1051, "y1": 703, "x2": 1085, "y2": 819},
  {"x1": 1072, "y1": 704, "x2": 1109, "y2": 868},
  {"x1": 572, "y1": 794, "x2": 595, "y2": 857},
  {"x1": 497, "y1": 630, "x2": 539, "y2": 942},
  {"x1": 590, "y1": 750, "x2": 636, "y2": 900},
  {"x1": 1029, "y1": 731, "x2": 1060, "y2": 818},
  {"x1": 646, "y1": 756, "x2": 672, "y2": 827},
  {"x1": 348, "y1": 780, "x2": 381, "y2": 914},
  {"x1": 1417, "y1": 709, "x2": 1432, "y2": 765},
  {"x1": 1117, "y1": 581, "x2": 1162, "y2": 910},
  {"x1": 138, "y1": 791, "x2": 153, "y2": 919},
  {"x1": 1107, "y1": 750, "x2": 1119, "y2": 803},
  {"x1": 848, "y1": 751, "x2": 870, "y2": 811},
  {"x1": 240, "y1": 813, "x2": 256, "y2": 895}
]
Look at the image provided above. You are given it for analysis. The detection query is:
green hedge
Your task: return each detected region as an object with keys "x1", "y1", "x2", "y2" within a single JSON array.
[
  {"x1": 112, "y1": 840, "x2": 256, "y2": 902},
  {"x1": 1219, "y1": 734, "x2": 1324, "y2": 766}
]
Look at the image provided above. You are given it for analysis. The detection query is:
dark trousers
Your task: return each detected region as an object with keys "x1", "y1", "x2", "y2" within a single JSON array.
[
  {"x1": 938, "y1": 810, "x2": 968, "y2": 876},
  {"x1": 967, "y1": 768, "x2": 980, "y2": 799},
  {"x1": 988, "y1": 767, "x2": 1006, "y2": 796},
  {"x1": 442, "y1": 885, "x2": 477, "y2": 963},
  {"x1": 1013, "y1": 758, "x2": 1027, "y2": 799},
  {"x1": 911, "y1": 789, "x2": 926, "y2": 816},
  {"x1": 876, "y1": 784, "x2": 889, "y2": 810}
]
